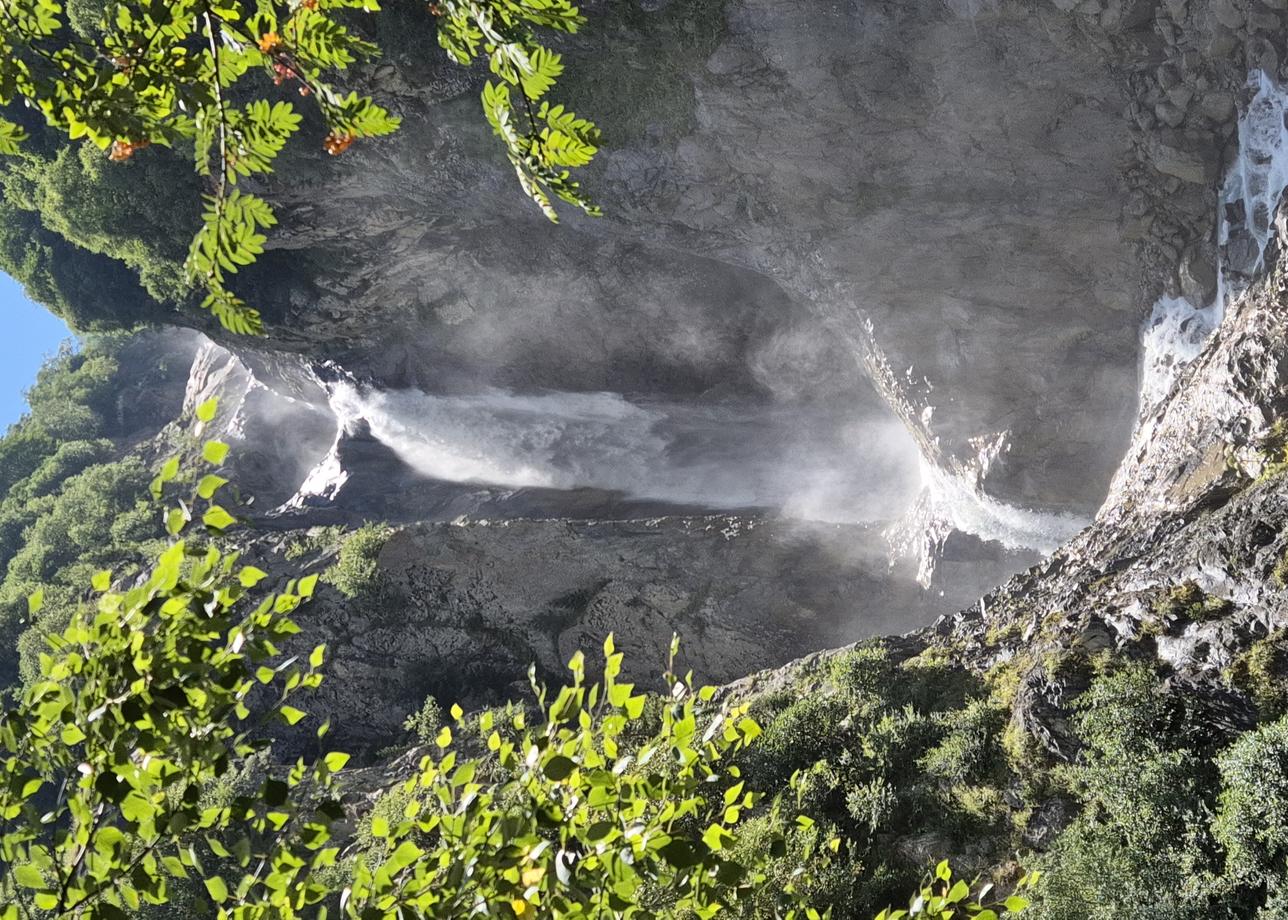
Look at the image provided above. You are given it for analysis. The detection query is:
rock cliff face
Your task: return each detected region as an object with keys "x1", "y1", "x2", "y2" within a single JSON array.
[
  {"x1": 765, "y1": 194, "x2": 1288, "y2": 786},
  {"x1": 942, "y1": 201, "x2": 1288, "y2": 684},
  {"x1": 255, "y1": 0, "x2": 1150, "y2": 522},
  {"x1": 258, "y1": 514, "x2": 1015, "y2": 752},
  {"x1": 167, "y1": 0, "x2": 1286, "y2": 579},
  {"x1": 111, "y1": 0, "x2": 1287, "y2": 747}
]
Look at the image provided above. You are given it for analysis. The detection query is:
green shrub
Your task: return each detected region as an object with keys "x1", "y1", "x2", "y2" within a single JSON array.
[
  {"x1": 742, "y1": 692, "x2": 852, "y2": 789},
  {"x1": 1032, "y1": 665, "x2": 1229, "y2": 919},
  {"x1": 283, "y1": 524, "x2": 346, "y2": 561},
  {"x1": 325, "y1": 522, "x2": 394, "y2": 600},
  {"x1": 403, "y1": 695, "x2": 444, "y2": 746},
  {"x1": 1226, "y1": 630, "x2": 1288, "y2": 719},
  {"x1": 1151, "y1": 581, "x2": 1233, "y2": 628},
  {"x1": 845, "y1": 776, "x2": 899, "y2": 834},
  {"x1": 920, "y1": 698, "x2": 1006, "y2": 786},
  {"x1": 831, "y1": 641, "x2": 898, "y2": 705},
  {"x1": 1215, "y1": 715, "x2": 1288, "y2": 888}
]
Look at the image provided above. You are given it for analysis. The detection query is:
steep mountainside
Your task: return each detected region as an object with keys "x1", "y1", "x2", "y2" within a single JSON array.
[
  {"x1": 7, "y1": 0, "x2": 1285, "y2": 586},
  {"x1": 4, "y1": 1, "x2": 1288, "y2": 913}
]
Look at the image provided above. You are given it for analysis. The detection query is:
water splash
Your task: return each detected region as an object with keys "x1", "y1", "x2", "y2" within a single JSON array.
[{"x1": 917, "y1": 460, "x2": 1086, "y2": 554}]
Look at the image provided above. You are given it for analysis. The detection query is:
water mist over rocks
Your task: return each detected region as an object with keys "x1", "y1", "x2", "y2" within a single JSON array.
[
  {"x1": 147, "y1": 0, "x2": 1288, "y2": 697},
  {"x1": 294, "y1": 382, "x2": 923, "y2": 524}
]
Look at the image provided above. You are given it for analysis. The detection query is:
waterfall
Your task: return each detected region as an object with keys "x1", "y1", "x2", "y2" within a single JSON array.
[
  {"x1": 284, "y1": 381, "x2": 924, "y2": 524},
  {"x1": 916, "y1": 460, "x2": 1086, "y2": 554},
  {"x1": 283, "y1": 72, "x2": 1288, "y2": 555},
  {"x1": 1219, "y1": 69, "x2": 1288, "y2": 303},
  {"x1": 1138, "y1": 71, "x2": 1288, "y2": 421}
]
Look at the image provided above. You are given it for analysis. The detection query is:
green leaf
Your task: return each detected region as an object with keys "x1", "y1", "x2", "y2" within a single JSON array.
[
  {"x1": 167, "y1": 507, "x2": 189, "y2": 536},
  {"x1": 196, "y1": 397, "x2": 219, "y2": 422},
  {"x1": 203, "y1": 506, "x2": 237, "y2": 531},
  {"x1": 12, "y1": 863, "x2": 45, "y2": 890},
  {"x1": 202, "y1": 440, "x2": 230, "y2": 465},
  {"x1": 60, "y1": 723, "x2": 86, "y2": 745},
  {"x1": 162, "y1": 856, "x2": 189, "y2": 879},
  {"x1": 201, "y1": 287, "x2": 264, "y2": 335},
  {"x1": 27, "y1": 589, "x2": 42, "y2": 615},
  {"x1": 702, "y1": 824, "x2": 730, "y2": 852},
  {"x1": 197, "y1": 474, "x2": 228, "y2": 499},
  {"x1": 239, "y1": 566, "x2": 268, "y2": 587},
  {"x1": 517, "y1": 46, "x2": 563, "y2": 100},
  {"x1": 159, "y1": 456, "x2": 181, "y2": 483},
  {"x1": 280, "y1": 705, "x2": 307, "y2": 725},
  {"x1": 204, "y1": 876, "x2": 229, "y2": 903},
  {"x1": 0, "y1": 117, "x2": 28, "y2": 155}
]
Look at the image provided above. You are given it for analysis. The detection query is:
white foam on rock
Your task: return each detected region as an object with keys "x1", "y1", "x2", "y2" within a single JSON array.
[
  {"x1": 1138, "y1": 72, "x2": 1288, "y2": 424},
  {"x1": 1137, "y1": 294, "x2": 1222, "y2": 418}
]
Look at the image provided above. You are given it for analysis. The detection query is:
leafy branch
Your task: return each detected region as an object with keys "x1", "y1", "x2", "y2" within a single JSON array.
[{"x1": 0, "y1": 0, "x2": 601, "y2": 334}]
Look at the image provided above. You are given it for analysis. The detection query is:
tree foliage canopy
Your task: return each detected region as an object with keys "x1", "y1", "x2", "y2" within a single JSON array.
[{"x1": 0, "y1": 0, "x2": 601, "y2": 334}]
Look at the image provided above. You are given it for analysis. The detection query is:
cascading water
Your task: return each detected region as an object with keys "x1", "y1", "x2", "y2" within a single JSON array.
[
  {"x1": 283, "y1": 73, "x2": 1288, "y2": 558},
  {"x1": 1220, "y1": 70, "x2": 1288, "y2": 300},
  {"x1": 915, "y1": 461, "x2": 1086, "y2": 555},
  {"x1": 1138, "y1": 71, "x2": 1288, "y2": 422},
  {"x1": 284, "y1": 381, "x2": 925, "y2": 524}
]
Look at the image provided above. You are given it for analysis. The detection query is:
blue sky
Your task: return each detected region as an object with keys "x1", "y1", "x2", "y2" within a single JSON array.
[{"x1": 0, "y1": 273, "x2": 72, "y2": 433}]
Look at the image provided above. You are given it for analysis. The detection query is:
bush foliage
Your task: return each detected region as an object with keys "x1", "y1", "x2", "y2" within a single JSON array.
[{"x1": 0, "y1": 408, "x2": 1033, "y2": 919}]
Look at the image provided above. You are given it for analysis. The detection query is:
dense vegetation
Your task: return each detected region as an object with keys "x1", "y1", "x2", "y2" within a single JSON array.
[
  {"x1": 0, "y1": 415, "x2": 1034, "y2": 919},
  {"x1": 0, "y1": 337, "x2": 189, "y2": 692},
  {"x1": 719, "y1": 635, "x2": 1288, "y2": 920}
]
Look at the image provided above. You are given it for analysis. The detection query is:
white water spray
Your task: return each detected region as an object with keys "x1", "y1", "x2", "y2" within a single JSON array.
[
  {"x1": 289, "y1": 382, "x2": 924, "y2": 524},
  {"x1": 916, "y1": 460, "x2": 1086, "y2": 554}
]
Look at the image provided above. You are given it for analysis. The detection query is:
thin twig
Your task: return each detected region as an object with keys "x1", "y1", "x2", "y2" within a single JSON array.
[{"x1": 201, "y1": 5, "x2": 231, "y2": 284}]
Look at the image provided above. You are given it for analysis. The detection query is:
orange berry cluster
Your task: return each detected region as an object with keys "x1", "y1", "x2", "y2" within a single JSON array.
[
  {"x1": 258, "y1": 31, "x2": 282, "y2": 53},
  {"x1": 108, "y1": 138, "x2": 150, "y2": 162},
  {"x1": 323, "y1": 132, "x2": 354, "y2": 156}
]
